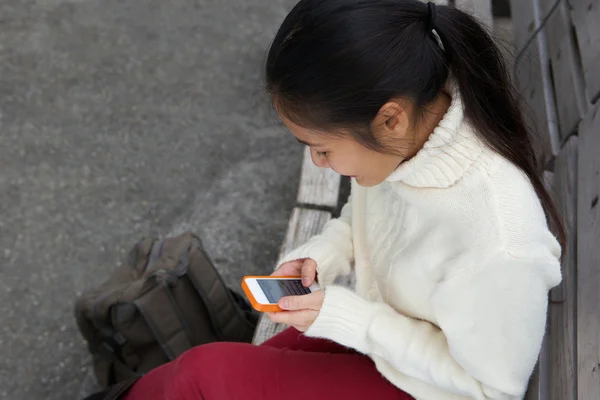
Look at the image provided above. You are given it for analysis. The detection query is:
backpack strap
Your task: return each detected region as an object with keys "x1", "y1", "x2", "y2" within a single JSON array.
[
  {"x1": 134, "y1": 283, "x2": 193, "y2": 360},
  {"x1": 146, "y1": 240, "x2": 163, "y2": 272},
  {"x1": 185, "y1": 247, "x2": 255, "y2": 342}
]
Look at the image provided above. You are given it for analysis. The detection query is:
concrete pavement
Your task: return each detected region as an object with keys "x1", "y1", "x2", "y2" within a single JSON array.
[{"x1": 0, "y1": 0, "x2": 301, "y2": 398}]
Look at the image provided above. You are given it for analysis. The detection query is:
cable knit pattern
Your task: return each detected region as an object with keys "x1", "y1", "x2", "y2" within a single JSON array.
[{"x1": 278, "y1": 92, "x2": 562, "y2": 400}]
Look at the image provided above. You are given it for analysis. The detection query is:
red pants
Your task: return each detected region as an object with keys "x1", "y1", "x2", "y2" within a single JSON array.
[{"x1": 123, "y1": 327, "x2": 412, "y2": 400}]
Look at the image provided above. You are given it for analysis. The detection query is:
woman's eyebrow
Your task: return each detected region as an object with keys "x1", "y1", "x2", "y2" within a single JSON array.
[{"x1": 296, "y1": 138, "x2": 321, "y2": 147}]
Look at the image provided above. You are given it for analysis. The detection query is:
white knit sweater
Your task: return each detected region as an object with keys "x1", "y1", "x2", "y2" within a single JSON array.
[{"x1": 278, "y1": 93, "x2": 562, "y2": 400}]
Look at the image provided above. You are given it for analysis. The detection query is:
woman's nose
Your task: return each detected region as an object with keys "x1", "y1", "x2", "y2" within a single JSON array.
[{"x1": 310, "y1": 148, "x2": 330, "y2": 169}]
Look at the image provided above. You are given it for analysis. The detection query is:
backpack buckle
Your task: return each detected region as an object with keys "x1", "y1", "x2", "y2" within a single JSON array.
[{"x1": 154, "y1": 269, "x2": 178, "y2": 287}]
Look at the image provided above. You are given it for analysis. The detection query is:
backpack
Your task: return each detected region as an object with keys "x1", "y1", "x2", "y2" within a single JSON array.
[{"x1": 74, "y1": 232, "x2": 258, "y2": 389}]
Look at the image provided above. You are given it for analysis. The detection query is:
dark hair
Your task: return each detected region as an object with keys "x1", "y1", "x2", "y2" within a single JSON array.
[{"x1": 265, "y1": 0, "x2": 566, "y2": 252}]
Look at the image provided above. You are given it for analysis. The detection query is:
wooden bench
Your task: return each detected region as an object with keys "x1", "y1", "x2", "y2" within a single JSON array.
[{"x1": 511, "y1": 0, "x2": 600, "y2": 398}]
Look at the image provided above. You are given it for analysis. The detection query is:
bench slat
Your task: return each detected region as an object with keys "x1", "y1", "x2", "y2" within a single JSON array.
[
  {"x1": 577, "y1": 103, "x2": 600, "y2": 400},
  {"x1": 510, "y1": 0, "x2": 560, "y2": 162},
  {"x1": 526, "y1": 336, "x2": 551, "y2": 400},
  {"x1": 278, "y1": 206, "x2": 332, "y2": 258},
  {"x1": 571, "y1": 0, "x2": 600, "y2": 103},
  {"x1": 526, "y1": 363, "x2": 542, "y2": 400},
  {"x1": 297, "y1": 147, "x2": 340, "y2": 208},
  {"x1": 541, "y1": 0, "x2": 588, "y2": 140},
  {"x1": 525, "y1": 172, "x2": 556, "y2": 400},
  {"x1": 548, "y1": 136, "x2": 578, "y2": 400}
]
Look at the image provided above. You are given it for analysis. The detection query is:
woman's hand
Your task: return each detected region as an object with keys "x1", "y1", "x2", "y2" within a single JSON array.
[
  {"x1": 267, "y1": 290, "x2": 325, "y2": 332},
  {"x1": 271, "y1": 258, "x2": 318, "y2": 287}
]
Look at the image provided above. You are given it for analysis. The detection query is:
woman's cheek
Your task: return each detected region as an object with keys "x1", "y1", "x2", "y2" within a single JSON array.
[
  {"x1": 326, "y1": 158, "x2": 344, "y2": 176},
  {"x1": 329, "y1": 160, "x2": 357, "y2": 176},
  {"x1": 331, "y1": 156, "x2": 359, "y2": 177}
]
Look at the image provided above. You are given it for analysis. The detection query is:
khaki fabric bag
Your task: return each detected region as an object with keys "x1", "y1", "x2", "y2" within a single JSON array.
[{"x1": 75, "y1": 232, "x2": 257, "y2": 388}]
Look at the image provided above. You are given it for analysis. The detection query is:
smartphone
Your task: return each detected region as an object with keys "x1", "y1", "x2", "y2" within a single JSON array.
[{"x1": 241, "y1": 276, "x2": 320, "y2": 312}]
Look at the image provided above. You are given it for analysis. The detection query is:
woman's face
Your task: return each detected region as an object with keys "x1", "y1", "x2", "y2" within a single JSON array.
[{"x1": 280, "y1": 115, "x2": 405, "y2": 187}]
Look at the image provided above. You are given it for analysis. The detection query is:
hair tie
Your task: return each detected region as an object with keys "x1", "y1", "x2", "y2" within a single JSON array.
[
  {"x1": 427, "y1": 2, "x2": 437, "y2": 31},
  {"x1": 426, "y1": 2, "x2": 445, "y2": 51}
]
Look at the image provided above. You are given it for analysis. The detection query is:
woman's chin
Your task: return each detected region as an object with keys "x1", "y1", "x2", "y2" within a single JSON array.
[{"x1": 353, "y1": 176, "x2": 378, "y2": 187}]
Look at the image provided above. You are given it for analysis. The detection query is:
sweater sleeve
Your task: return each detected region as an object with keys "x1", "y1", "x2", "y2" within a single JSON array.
[
  {"x1": 305, "y1": 254, "x2": 561, "y2": 399},
  {"x1": 277, "y1": 199, "x2": 353, "y2": 286}
]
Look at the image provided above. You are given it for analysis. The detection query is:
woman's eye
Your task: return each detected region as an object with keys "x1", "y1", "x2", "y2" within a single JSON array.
[{"x1": 316, "y1": 151, "x2": 328, "y2": 157}]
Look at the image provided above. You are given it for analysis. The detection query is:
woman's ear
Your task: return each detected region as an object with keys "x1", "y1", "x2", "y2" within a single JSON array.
[{"x1": 372, "y1": 100, "x2": 410, "y2": 141}]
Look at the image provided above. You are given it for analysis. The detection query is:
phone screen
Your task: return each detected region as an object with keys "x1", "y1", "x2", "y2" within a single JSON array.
[{"x1": 256, "y1": 279, "x2": 311, "y2": 303}]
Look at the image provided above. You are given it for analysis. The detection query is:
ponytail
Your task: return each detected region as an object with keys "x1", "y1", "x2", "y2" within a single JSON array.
[{"x1": 433, "y1": 5, "x2": 566, "y2": 251}]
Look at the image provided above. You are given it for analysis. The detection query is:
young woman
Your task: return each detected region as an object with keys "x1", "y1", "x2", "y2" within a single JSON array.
[{"x1": 123, "y1": 1, "x2": 564, "y2": 399}]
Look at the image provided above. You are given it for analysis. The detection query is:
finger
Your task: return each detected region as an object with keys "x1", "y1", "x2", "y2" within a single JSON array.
[
  {"x1": 279, "y1": 290, "x2": 324, "y2": 311},
  {"x1": 291, "y1": 325, "x2": 307, "y2": 333},
  {"x1": 301, "y1": 259, "x2": 317, "y2": 286},
  {"x1": 271, "y1": 259, "x2": 303, "y2": 276},
  {"x1": 269, "y1": 309, "x2": 317, "y2": 327}
]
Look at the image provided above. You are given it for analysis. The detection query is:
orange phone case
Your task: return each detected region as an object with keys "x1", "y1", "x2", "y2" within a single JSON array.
[{"x1": 241, "y1": 275, "x2": 302, "y2": 312}]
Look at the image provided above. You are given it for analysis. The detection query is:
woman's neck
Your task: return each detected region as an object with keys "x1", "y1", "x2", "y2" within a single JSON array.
[{"x1": 404, "y1": 92, "x2": 452, "y2": 160}]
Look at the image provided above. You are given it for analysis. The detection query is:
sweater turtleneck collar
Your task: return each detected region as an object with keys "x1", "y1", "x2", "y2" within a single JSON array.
[{"x1": 385, "y1": 87, "x2": 483, "y2": 188}]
